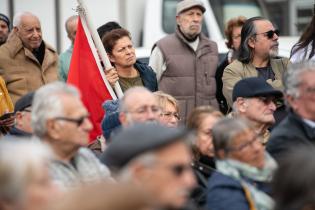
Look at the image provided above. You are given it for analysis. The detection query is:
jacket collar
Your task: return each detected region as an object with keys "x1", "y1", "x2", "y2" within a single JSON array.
[
  {"x1": 6, "y1": 31, "x2": 56, "y2": 59},
  {"x1": 288, "y1": 110, "x2": 315, "y2": 139}
]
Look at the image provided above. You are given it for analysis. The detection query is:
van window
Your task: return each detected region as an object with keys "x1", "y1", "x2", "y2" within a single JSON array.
[
  {"x1": 209, "y1": 0, "x2": 264, "y2": 35},
  {"x1": 162, "y1": 0, "x2": 209, "y2": 37}
]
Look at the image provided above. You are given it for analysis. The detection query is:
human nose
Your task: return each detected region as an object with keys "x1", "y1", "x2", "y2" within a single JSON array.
[
  {"x1": 269, "y1": 101, "x2": 277, "y2": 111},
  {"x1": 182, "y1": 168, "x2": 196, "y2": 189}
]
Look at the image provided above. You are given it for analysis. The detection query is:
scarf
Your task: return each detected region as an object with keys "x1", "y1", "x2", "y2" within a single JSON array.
[{"x1": 216, "y1": 153, "x2": 277, "y2": 210}]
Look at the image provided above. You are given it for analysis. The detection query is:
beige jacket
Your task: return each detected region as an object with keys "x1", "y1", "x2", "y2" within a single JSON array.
[
  {"x1": 222, "y1": 58, "x2": 290, "y2": 107},
  {"x1": 0, "y1": 32, "x2": 58, "y2": 104}
]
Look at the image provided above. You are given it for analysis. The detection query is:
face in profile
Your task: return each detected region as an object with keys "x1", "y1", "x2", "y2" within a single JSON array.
[{"x1": 196, "y1": 114, "x2": 220, "y2": 157}]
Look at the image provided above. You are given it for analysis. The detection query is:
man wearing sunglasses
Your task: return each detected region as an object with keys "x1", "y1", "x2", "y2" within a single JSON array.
[
  {"x1": 31, "y1": 82, "x2": 111, "y2": 188},
  {"x1": 101, "y1": 123, "x2": 196, "y2": 210},
  {"x1": 222, "y1": 16, "x2": 289, "y2": 111},
  {"x1": 230, "y1": 77, "x2": 283, "y2": 145}
]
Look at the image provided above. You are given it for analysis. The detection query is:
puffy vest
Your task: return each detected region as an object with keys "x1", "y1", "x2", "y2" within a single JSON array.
[{"x1": 156, "y1": 28, "x2": 219, "y2": 122}]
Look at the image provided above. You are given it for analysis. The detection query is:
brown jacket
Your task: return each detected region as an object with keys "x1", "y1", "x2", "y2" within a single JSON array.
[
  {"x1": 0, "y1": 32, "x2": 58, "y2": 104},
  {"x1": 156, "y1": 28, "x2": 218, "y2": 122}
]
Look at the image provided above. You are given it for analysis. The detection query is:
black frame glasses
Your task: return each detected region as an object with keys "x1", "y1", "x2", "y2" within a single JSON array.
[
  {"x1": 54, "y1": 115, "x2": 89, "y2": 127},
  {"x1": 254, "y1": 29, "x2": 280, "y2": 39}
]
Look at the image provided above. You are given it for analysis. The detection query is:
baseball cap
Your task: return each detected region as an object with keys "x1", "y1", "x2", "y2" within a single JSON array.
[
  {"x1": 176, "y1": 0, "x2": 206, "y2": 15},
  {"x1": 232, "y1": 77, "x2": 283, "y2": 102}
]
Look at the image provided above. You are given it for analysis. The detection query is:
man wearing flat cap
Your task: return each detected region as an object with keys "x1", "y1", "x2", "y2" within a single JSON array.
[
  {"x1": 149, "y1": 0, "x2": 219, "y2": 123},
  {"x1": 7, "y1": 92, "x2": 34, "y2": 137},
  {"x1": 230, "y1": 77, "x2": 283, "y2": 145},
  {"x1": 101, "y1": 123, "x2": 196, "y2": 210},
  {"x1": 0, "y1": 13, "x2": 10, "y2": 46}
]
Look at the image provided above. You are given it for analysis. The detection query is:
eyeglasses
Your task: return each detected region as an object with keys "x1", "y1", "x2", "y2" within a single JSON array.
[
  {"x1": 257, "y1": 96, "x2": 277, "y2": 105},
  {"x1": 227, "y1": 134, "x2": 261, "y2": 152},
  {"x1": 54, "y1": 115, "x2": 89, "y2": 127},
  {"x1": 161, "y1": 111, "x2": 181, "y2": 120},
  {"x1": 128, "y1": 105, "x2": 161, "y2": 115},
  {"x1": 254, "y1": 29, "x2": 280, "y2": 39}
]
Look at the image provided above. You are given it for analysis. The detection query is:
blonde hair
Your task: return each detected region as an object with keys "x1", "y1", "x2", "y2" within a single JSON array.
[{"x1": 153, "y1": 91, "x2": 179, "y2": 112}]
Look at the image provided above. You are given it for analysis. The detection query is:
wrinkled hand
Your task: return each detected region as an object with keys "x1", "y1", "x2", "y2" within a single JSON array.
[{"x1": 105, "y1": 68, "x2": 119, "y2": 87}]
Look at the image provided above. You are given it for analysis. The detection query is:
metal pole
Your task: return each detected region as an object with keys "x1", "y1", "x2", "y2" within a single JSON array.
[{"x1": 77, "y1": 0, "x2": 124, "y2": 99}]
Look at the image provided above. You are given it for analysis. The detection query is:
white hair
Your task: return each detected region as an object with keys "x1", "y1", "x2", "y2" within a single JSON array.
[
  {"x1": 0, "y1": 139, "x2": 52, "y2": 202},
  {"x1": 13, "y1": 11, "x2": 39, "y2": 27},
  {"x1": 31, "y1": 81, "x2": 80, "y2": 138}
]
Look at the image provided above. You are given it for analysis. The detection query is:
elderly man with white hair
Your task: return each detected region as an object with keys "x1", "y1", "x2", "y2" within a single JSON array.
[
  {"x1": 0, "y1": 11, "x2": 58, "y2": 104},
  {"x1": 32, "y1": 81, "x2": 111, "y2": 188}
]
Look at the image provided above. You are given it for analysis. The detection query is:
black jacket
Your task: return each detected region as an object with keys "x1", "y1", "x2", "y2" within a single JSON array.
[
  {"x1": 266, "y1": 110, "x2": 315, "y2": 161},
  {"x1": 134, "y1": 60, "x2": 158, "y2": 92}
]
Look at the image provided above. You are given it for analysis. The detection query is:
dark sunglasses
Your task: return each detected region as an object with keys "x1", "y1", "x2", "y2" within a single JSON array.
[
  {"x1": 258, "y1": 96, "x2": 277, "y2": 105},
  {"x1": 255, "y1": 29, "x2": 280, "y2": 39},
  {"x1": 54, "y1": 115, "x2": 89, "y2": 127}
]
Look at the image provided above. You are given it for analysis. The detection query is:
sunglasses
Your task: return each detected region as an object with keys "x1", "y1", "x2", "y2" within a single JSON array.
[
  {"x1": 254, "y1": 29, "x2": 280, "y2": 39},
  {"x1": 54, "y1": 115, "x2": 89, "y2": 127},
  {"x1": 258, "y1": 96, "x2": 277, "y2": 105}
]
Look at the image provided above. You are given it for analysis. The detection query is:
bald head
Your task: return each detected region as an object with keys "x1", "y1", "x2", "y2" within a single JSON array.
[
  {"x1": 13, "y1": 12, "x2": 42, "y2": 51},
  {"x1": 65, "y1": 15, "x2": 78, "y2": 44},
  {"x1": 119, "y1": 87, "x2": 160, "y2": 126}
]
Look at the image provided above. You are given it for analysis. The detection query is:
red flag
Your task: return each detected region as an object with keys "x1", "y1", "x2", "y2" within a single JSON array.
[{"x1": 67, "y1": 17, "x2": 116, "y2": 142}]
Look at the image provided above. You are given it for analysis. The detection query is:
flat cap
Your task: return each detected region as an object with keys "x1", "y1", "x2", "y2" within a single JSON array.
[
  {"x1": 101, "y1": 123, "x2": 189, "y2": 171},
  {"x1": 0, "y1": 13, "x2": 10, "y2": 30},
  {"x1": 176, "y1": 0, "x2": 206, "y2": 15},
  {"x1": 232, "y1": 77, "x2": 283, "y2": 102},
  {"x1": 14, "y1": 92, "x2": 35, "y2": 113}
]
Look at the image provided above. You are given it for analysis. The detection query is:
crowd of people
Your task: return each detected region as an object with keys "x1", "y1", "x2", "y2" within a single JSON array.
[{"x1": 1, "y1": 0, "x2": 315, "y2": 210}]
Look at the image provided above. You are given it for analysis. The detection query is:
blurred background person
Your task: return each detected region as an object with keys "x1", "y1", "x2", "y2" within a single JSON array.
[
  {"x1": 0, "y1": 13, "x2": 10, "y2": 46},
  {"x1": 59, "y1": 15, "x2": 78, "y2": 82},
  {"x1": 7, "y1": 92, "x2": 34, "y2": 137},
  {"x1": 101, "y1": 123, "x2": 196, "y2": 210},
  {"x1": 290, "y1": 8, "x2": 315, "y2": 62},
  {"x1": 186, "y1": 105, "x2": 223, "y2": 207},
  {"x1": 272, "y1": 146, "x2": 315, "y2": 210},
  {"x1": 32, "y1": 82, "x2": 111, "y2": 188},
  {"x1": 154, "y1": 91, "x2": 180, "y2": 127},
  {"x1": 216, "y1": 16, "x2": 247, "y2": 114},
  {"x1": 207, "y1": 118, "x2": 277, "y2": 210},
  {"x1": 0, "y1": 140, "x2": 58, "y2": 210},
  {"x1": 49, "y1": 182, "x2": 152, "y2": 210}
]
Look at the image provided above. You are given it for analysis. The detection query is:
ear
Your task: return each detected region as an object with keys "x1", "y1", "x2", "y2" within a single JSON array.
[
  {"x1": 176, "y1": 15, "x2": 181, "y2": 25},
  {"x1": 235, "y1": 98, "x2": 248, "y2": 113},
  {"x1": 46, "y1": 119, "x2": 62, "y2": 140},
  {"x1": 108, "y1": 53, "x2": 115, "y2": 63},
  {"x1": 285, "y1": 94, "x2": 298, "y2": 111},
  {"x1": 119, "y1": 112, "x2": 128, "y2": 126},
  {"x1": 13, "y1": 26, "x2": 19, "y2": 33},
  {"x1": 248, "y1": 36, "x2": 256, "y2": 49},
  {"x1": 15, "y1": 111, "x2": 23, "y2": 126},
  {"x1": 216, "y1": 149, "x2": 227, "y2": 159}
]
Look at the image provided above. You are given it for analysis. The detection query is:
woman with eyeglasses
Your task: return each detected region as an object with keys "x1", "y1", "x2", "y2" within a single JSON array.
[
  {"x1": 206, "y1": 117, "x2": 277, "y2": 210},
  {"x1": 154, "y1": 91, "x2": 180, "y2": 127},
  {"x1": 186, "y1": 105, "x2": 223, "y2": 207}
]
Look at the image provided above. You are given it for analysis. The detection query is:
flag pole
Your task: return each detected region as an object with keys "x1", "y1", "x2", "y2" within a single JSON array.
[{"x1": 76, "y1": 0, "x2": 124, "y2": 99}]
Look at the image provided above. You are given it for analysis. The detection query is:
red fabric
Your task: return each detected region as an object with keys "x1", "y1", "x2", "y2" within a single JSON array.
[{"x1": 67, "y1": 18, "x2": 112, "y2": 142}]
